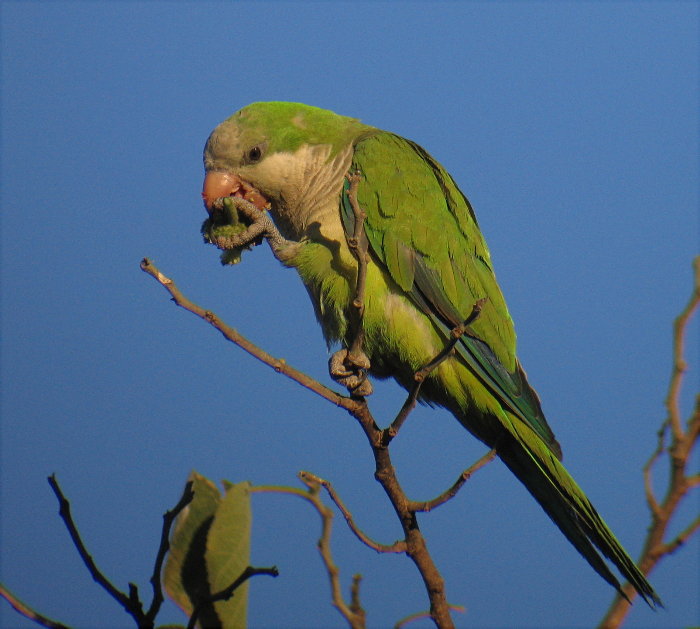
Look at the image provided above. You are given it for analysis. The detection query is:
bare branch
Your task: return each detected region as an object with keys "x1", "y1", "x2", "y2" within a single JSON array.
[
  {"x1": 415, "y1": 298, "x2": 488, "y2": 382},
  {"x1": 349, "y1": 574, "x2": 365, "y2": 626},
  {"x1": 326, "y1": 173, "x2": 374, "y2": 397},
  {"x1": 653, "y1": 514, "x2": 700, "y2": 558},
  {"x1": 141, "y1": 258, "x2": 354, "y2": 412},
  {"x1": 47, "y1": 475, "x2": 198, "y2": 628},
  {"x1": 666, "y1": 256, "x2": 700, "y2": 441},
  {"x1": 598, "y1": 257, "x2": 700, "y2": 628},
  {"x1": 299, "y1": 471, "x2": 406, "y2": 553},
  {"x1": 410, "y1": 449, "x2": 497, "y2": 513},
  {"x1": 0, "y1": 583, "x2": 70, "y2": 629},
  {"x1": 251, "y1": 480, "x2": 366, "y2": 629},
  {"x1": 349, "y1": 397, "x2": 458, "y2": 628},
  {"x1": 47, "y1": 475, "x2": 145, "y2": 623},
  {"x1": 642, "y1": 421, "x2": 667, "y2": 519}
]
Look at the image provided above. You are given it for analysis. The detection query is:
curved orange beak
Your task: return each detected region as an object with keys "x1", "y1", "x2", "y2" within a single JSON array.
[
  {"x1": 202, "y1": 172, "x2": 241, "y2": 213},
  {"x1": 202, "y1": 171, "x2": 270, "y2": 214}
]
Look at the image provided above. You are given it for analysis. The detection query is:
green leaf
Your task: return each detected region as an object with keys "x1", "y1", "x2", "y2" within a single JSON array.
[
  {"x1": 164, "y1": 472, "x2": 221, "y2": 622},
  {"x1": 206, "y1": 481, "x2": 252, "y2": 629},
  {"x1": 163, "y1": 473, "x2": 252, "y2": 629}
]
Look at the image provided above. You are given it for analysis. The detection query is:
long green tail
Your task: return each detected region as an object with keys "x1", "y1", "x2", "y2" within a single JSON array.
[{"x1": 491, "y1": 417, "x2": 662, "y2": 608}]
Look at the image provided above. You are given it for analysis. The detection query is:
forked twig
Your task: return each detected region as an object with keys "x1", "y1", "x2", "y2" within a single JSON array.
[
  {"x1": 46, "y1": 474, "x2": 196, "y2": 628},
  {"x1": 299, "y1": 471, "x2": 406, "y2": 554},
  {"x1": 642, "y1": 422, "x2": 667, "y2": 519},
  {"x1": 251, "y1": 478, "x2": 366, "y2": 629},
  {"x1": 598, "y1": 257, "x2": 700, "y2": 629},
  {"x1": 47, "y1": 475, "x2": 143, "y2": 623},
  {"x1": 652, "y1": 514, "x2": 700, "y2": 558},
  {"x1": 409, "y1": 449, "x2": 497, "y2": 513}
]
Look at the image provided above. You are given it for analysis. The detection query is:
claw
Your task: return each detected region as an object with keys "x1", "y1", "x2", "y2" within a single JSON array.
[
  {"x1": 347, "y1": 349, "x2": 371, "y2": 371},
  {"x1": 351, "y1": 378, "x2": 373, "y2": 397},
  {"x1": 329, "y1": 349, "x2": 354, "y2": 378},
  {"x1": 329, "y1": 348, "x2": 373, "y2": 396}
]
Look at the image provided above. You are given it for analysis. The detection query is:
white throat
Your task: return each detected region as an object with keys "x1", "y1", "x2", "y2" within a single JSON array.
[{"x1": 257, "y1": 144, "x2": 353, "y2": 242}]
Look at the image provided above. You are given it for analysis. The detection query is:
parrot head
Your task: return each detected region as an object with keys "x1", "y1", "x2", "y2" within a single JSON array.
[{"x1": 202, "y1": 102, "x2": 374, "y2": 237}]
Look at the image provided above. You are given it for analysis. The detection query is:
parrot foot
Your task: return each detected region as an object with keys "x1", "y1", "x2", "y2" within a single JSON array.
[
  {"x1": 209, "y1": 197, "x2": 297, "y2": 262},
  {"x1": 329, "y1": 348, "x2": 373, "y2": 397}
]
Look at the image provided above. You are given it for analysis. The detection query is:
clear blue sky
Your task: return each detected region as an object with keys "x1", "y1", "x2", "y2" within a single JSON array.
[{"x1": 1, "y1": 2, "x2": 698, "y2": 628}]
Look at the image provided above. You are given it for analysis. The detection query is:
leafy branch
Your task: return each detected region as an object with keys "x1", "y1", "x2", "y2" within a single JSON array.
[
  {"x1": 598, "y1": 256, "x2": 700, "y2": 628},
  {"x1": 0, "y1": 475, "x2": 277, "y2": 629}
]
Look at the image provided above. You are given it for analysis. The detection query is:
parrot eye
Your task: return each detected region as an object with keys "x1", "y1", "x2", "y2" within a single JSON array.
[{"x1": 247, "y1": 145, "x2": 263, "y2": 163}]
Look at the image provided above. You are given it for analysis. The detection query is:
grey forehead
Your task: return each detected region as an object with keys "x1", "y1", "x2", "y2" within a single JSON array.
[{"x1": 204, "y1": 121, "x2": 242, "y2": 168}]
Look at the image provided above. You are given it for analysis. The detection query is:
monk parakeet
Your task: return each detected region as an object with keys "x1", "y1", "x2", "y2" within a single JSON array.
[{"x1": 201, "y1": 102, "x2": 660, "y2": 607}]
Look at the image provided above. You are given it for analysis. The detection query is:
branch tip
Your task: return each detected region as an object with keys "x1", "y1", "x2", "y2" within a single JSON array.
[{"x1": 599, "y1": 259, "x2": 700, "y2": 627}]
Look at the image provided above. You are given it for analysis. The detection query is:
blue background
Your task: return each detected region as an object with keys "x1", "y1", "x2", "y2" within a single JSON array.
[{"x1": 1, "y1": 2, "x2": 698, "y2": 628}]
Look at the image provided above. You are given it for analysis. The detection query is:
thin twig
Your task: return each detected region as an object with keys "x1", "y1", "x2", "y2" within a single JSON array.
[
  {"x1": 415, "y1": 298, "x2": 488, "y2": 382},
  {"x1": 186, "y1": 566, "x2": 279, "y2": 629},
  {"x1": 47, "y1": 475, "x2": 196, "y2": 628},
  {"x1": 47, "y1": 475, "x2": 145, "y2": 624},
  {"x1": 0, "y1": 583, "x2": 70, "y2": 629},
  {"x1": 653, "y1": 514, "x2": 700, "y2": 558},
  {"x1": 140, "y1": 258, "x2": 355, "y2": 412},
  {"x1": 300, "y1": 471, "x2": 406, "y2": 553},
  {"x1": 642, "y1": 420, "x2": 668, "y2": 519},
  {"x1": 349, "y1": 574, "x2": 365, "y2": 625},
  {"x1": 393, "y1": 604, "x2": 466, "y2": 629},
  {"x1": 598, "y1": 257, "x2": 700, "y2": 629},
  {"x1": 409, "y1": 449, "x2": 497, "y2": 513},
  {"x1": 642, "y1": 422, "x2": 667, "y2": 519},
  {"x1": 386, "y1": 298, "x2": 488, "y2": 442},
  {"x1": 666, "y1": 257, "x2": 700, "y2": 441},
  {"x1": 251, "y1": 480, "x2": 366, "y2": 629},
  {"x1": 144, "y1": 481, "x2": 195, "y2": 622}
]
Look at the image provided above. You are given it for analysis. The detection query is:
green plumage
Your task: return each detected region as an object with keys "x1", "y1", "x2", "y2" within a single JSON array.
[{"x1": 203, "y1": 102, "x2": 662, "y2": 608}]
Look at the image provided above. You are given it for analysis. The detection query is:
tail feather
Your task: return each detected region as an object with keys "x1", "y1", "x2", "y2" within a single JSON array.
[{"x1": 494, "y1": 418, "x2": 662, "y2": 608}]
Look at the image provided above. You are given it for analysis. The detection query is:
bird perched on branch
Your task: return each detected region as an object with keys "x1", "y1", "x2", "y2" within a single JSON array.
[{"x1": 201, "y1": 101, "x2": 661, "y2": 607}]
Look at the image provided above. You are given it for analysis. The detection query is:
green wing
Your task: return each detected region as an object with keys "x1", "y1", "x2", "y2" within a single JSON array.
[
  {"x1": 341, "y1": 132, "x2": 664, "y2": 608},
  {"x1": 342, "y1": 132, "x2": 561, "y2": 458}
]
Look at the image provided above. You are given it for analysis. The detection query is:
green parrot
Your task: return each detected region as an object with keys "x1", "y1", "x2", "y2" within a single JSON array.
[{"x1": 201, "y1": 102, "x2": 661, "y2": 607}]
